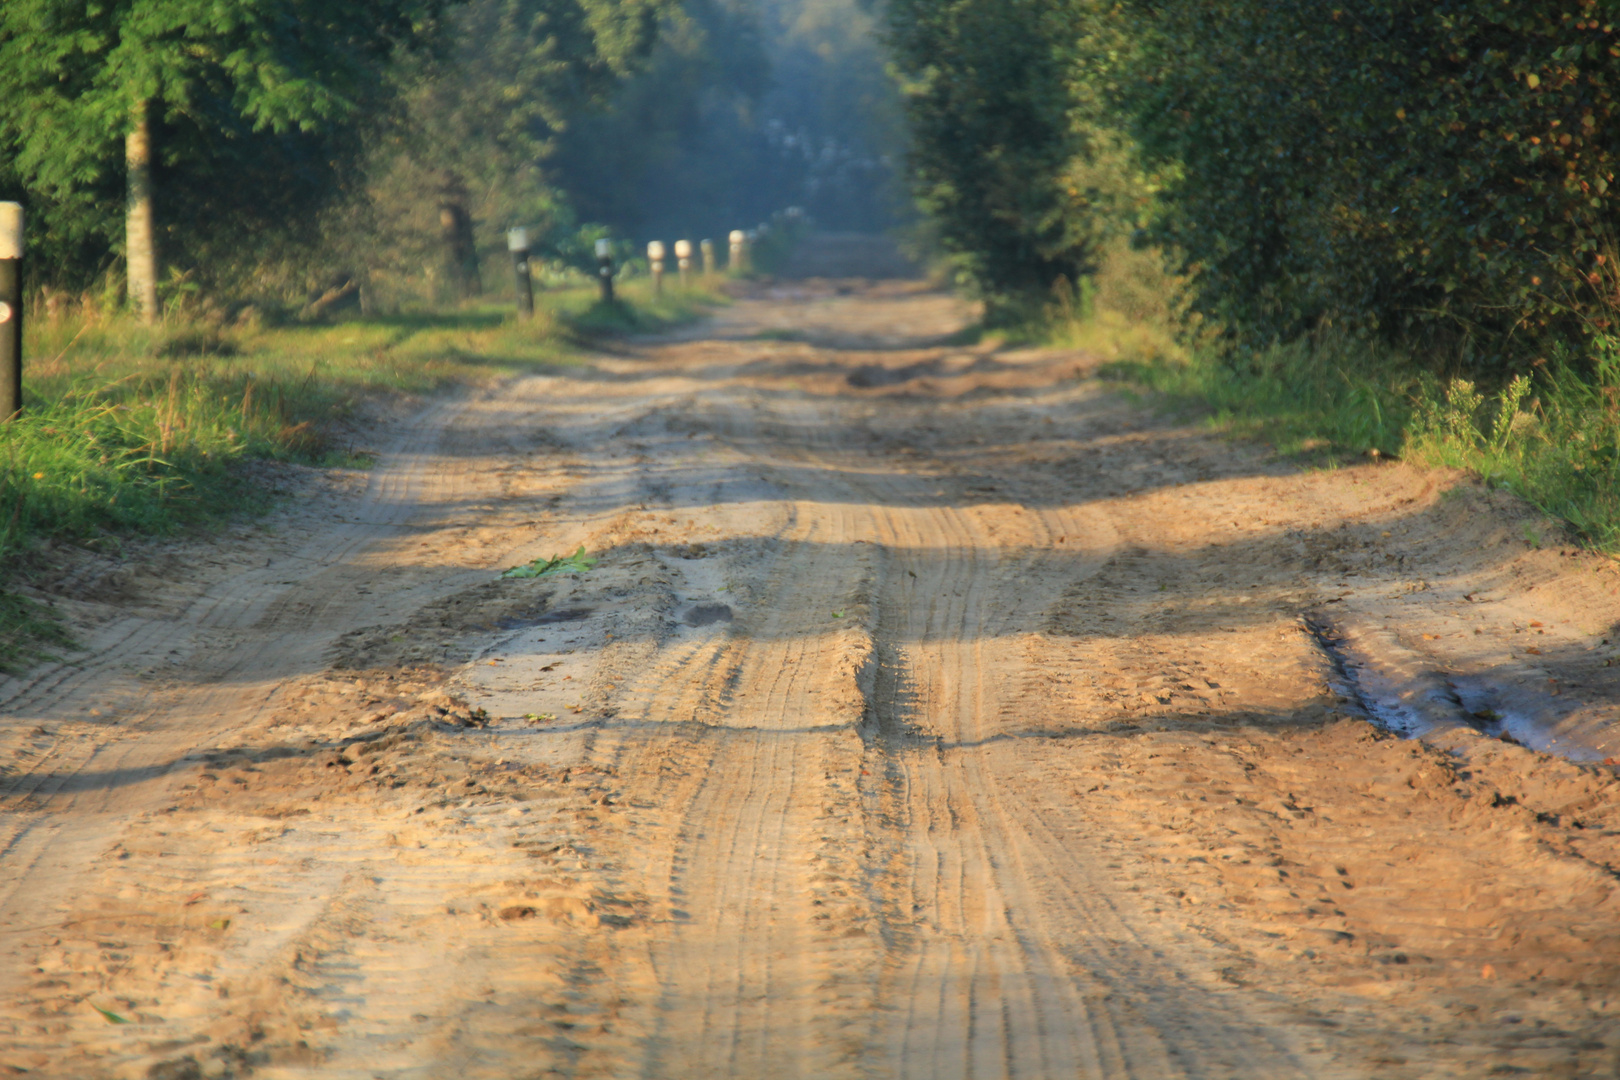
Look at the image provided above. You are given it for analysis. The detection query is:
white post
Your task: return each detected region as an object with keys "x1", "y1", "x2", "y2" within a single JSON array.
[
  {"x1": 648, "y1": 241, "x2": 666, "y2": 298},
  {"x1": 729, "y1": 230, "x2": 747, "y2": 274},
  {"x1": 507, "y1": 227, "x2": 533, "y2": 320},
  {"x1": 0, "y1": 203, "x2": 21, "y2": 421},
  {"x1": 595, "y1": 238, "x2": 615, "y2": 303},
  {"x1": 675, "y1": 239, "x2": 693, "y2": 289}
]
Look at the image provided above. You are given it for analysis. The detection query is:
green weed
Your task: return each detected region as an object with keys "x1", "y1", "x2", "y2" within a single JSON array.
[{"x1": 503, "y1": 545, "x2": 598, "y2": 579}]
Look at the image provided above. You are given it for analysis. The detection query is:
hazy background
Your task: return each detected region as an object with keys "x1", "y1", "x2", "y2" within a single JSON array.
[{"x1": 549, "y1": 0, "x2": 907, "y2": 246}]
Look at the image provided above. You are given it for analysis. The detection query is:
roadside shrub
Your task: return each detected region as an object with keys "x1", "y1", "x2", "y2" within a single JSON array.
[
  {"x1": 885, "y1": 0, "x2": 1123, "y2": 313},
  {"x1": 1126, "y1": 0, "x2": 1620, "y2": 367}
]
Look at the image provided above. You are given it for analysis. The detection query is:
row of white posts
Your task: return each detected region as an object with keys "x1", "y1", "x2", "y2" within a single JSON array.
[
  {"x1": 647, "y1": 230, "x2": 755, "y2": 298},
  {"x1": 0, "y1": 206, "x2": 767, "y2": 409},
  {"x1": 504, "y1": 228, "x2": 762, "y2": 316},
  {"x1": 505, "y1": 226, "x2": 758, "y2": 314}
]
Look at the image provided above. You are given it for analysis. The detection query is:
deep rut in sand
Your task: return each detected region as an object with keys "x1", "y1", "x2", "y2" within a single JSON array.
[{"x1": 4, "y1": 256, "x2": 1620, "y2": 1079}]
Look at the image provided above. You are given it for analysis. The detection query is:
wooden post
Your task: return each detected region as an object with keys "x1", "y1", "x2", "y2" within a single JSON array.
[
  {"x1": 508, "y1": 227, "x2": 534, "y2": 320},
  {"x1": 125, "y1": 101, "x2": 159, "y2": 325},
  {"x1": 729, "y1": 230, "x2": 746, "y2": 274},
  {"x1": 675, "y1": 240, "x2": 693, "y2": 289},
  {"x1": 0, "y1": 203, "x2": 20, "y2": 421},
  {"x1": 648, "y1": 241, "x2": 666, "y2": 298},
  {"x1": 701, "y1": 239, "x2": 715, "y2": 276},
  {"x1": 596, "y1": 239, "x2": 615, "y2": 304}
]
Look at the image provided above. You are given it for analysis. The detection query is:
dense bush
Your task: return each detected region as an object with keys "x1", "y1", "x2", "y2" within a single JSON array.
[
  {"x1": 1129, "y1": 0, "x2": 1620, "y2": 365},
  {"x1": 885, "y1": 0, "x2": 1117, "y2": 313},
  {"x1": 889, "y1": 0, "x2": 1620, "y2": 366}
]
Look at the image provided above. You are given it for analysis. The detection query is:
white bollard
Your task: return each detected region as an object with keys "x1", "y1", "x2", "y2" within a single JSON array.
[
  {"x1": 675, "y1": 239, "x2": 693, "y2": 289},
  {"x1": 507, "y1": 227, "x2": 533, "y2": 320},
  {"x1": 648, "y1": 240, "x2": 666, "y2": 297},
  {"x1": 0, "y1": 202, "x2": 22, "y2": 421},
  {"x1": 596, "y1": 238, "x2": 615, "y2": 303}
]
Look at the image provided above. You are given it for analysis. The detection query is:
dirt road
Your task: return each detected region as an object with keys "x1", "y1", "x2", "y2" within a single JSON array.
[{"x1": 3, "y1": 251, "x2": 1620, "y2": 1078}]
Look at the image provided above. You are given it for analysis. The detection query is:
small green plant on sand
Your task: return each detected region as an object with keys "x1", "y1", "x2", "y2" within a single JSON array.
[{"x1": 503, "y1": 545, "x2": 598, "y2": 579}]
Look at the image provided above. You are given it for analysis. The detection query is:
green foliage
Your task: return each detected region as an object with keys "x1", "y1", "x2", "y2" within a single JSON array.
[
  {"x1": 546, "y1": 0, "x2": 770, "y2": 242},
  {"x1": 885, "y1": 0, "x2": 1090, "y2": 309},
  {"x1": 0, "y1": 0, "x2": 448, "y2": 291},
  {"x1": 503, "y1": 545, "x2": 598, "y2": 577},
  {"x1": 1098, "y1": 306, "x2": 1620, "y2": 552},
  {"x1": 321, "y1": 0, "x2": 675, "y2": 305},
  {"x1": 754, "y1": 0, "x2": 908, "y2": 231},
  {"x1": 1124, "y1": 0, "x2": 1620, "y2": 364},
  {"x1": 1405, "y1": 343, "x2": 1620, "y2": 545},
  {"x1": 884, "y1": 0, "x2": 1152, "y2": 315}
]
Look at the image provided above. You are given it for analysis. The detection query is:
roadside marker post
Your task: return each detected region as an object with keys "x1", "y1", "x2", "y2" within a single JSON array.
[
  {"x1": 729, "y1": 230, "x2": 747, "y2": 274},
  {"x1": 701, "y1": 239, "x2": 715, "y2": 277},
  {"x1": 648, "y1": 241, "x2": 666, "y2": 298},
  {"x1": 0, "y1": 202, "x2": 21, "y2": 422},
  {"x1": 507, "y1": 228, "x2": 534, "y2": 321},
  {"x1": 596, "y1": 239, "x2": 615, "y2": 304},
  {"x1": 675, "y1": 240, "x2": 693, "y2": 289}
]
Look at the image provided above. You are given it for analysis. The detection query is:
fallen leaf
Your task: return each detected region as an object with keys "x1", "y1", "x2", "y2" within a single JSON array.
[
  {"x1": 90, "y1": 1003, "x2": 130, "y2": 1025},
  {"x1": 184, "y1": 891, "x2": 208, "y2": 906}
]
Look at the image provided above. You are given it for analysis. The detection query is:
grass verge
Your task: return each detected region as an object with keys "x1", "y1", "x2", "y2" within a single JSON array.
[
  {"x1": 0, "y1": 279, "x2": 722, "y2": 671},
  {"x1": 1042, "y1": 245, "x2": 1620, "y2": 552}
]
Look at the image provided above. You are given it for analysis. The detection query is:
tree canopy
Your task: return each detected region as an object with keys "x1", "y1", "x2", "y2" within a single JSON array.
[
  {"x1": 885, "y1": 0, "x2": 1620, "y2": 364},
  {"x1": 0, "y1": 0, "x2": 448, "y2": 289}
]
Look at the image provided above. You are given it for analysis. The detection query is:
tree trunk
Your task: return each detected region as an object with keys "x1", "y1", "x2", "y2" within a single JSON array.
[
  {"x1": 126, "y1": 101, "x2": 159, "y2": 324},
  {"x1": 437, "y1": 171, "x2": 480, "y2": 299}
]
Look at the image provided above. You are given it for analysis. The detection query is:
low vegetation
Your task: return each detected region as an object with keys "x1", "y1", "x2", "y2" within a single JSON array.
[
  {"x1": 0, "y1": 280, "x2": 722, "y2": 670},
  {"x1": 1058, "y1": 244, "x2": 1620, "y2": 554}
]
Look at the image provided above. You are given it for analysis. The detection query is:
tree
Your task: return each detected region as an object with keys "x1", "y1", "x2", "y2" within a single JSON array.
[
  {"x1": 344, "y1": 0, "x2": 674, "y2": 301},
  {"x1": 547, "y1": 0, "x2": 770, "y2": 243},
  {"x1": 885, "y1": 0, "x2": 1114, "y2": 312},
  {"x1": 0, "y1": 0, "x2": 448, "y2": 320},
  {"x1": 1124, "y1": 0, "x2": 1620, "y2": 363}
]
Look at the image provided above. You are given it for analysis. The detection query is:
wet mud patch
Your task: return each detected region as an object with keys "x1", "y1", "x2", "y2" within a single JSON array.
[
  {"x1": 499, "y1": 606, "x2": 594, "y2": 631},
  {"x1": 680, "y1": 603, "x2": 733, "y2": 628}
]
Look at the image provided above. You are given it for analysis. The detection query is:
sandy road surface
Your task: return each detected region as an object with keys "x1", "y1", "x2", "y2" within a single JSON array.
[{"x1": 3, "y1": 253, "x2": 1620, "y2": 1079}]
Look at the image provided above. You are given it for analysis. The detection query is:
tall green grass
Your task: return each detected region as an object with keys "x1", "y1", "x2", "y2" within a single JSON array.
[{"x1": 0, "y1": 278, "x2": 722, "y2": 669}]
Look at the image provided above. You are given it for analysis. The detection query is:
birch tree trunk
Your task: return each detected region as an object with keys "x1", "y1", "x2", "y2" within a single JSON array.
[{"x1": 126, "y1": 100, "x2": 159, "y2": 324}]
